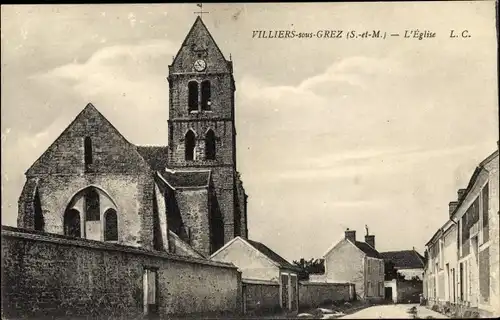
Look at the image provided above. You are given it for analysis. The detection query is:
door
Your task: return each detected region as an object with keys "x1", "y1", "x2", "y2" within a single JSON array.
[
  {"x1": 470, "y1": 236, "x2": 479, "y2": 307},
  {"x1": 446, "y1": 263, "x2": 450, "y2": 301},
  {"x1": 242, "y1": 283, "x2": 247, "y2": 314},
  {"x1": 280, "y1": 273, "x2": 289, "y2": 310},
  {"x1": 290, "y1": 274, "x2": 298, "y2": 311},
  {"x1": 459, "y1": 263, "x2": 464, "y2": 301},
  {"x1": 143, "y1": 268, "x2": 158, "y2": 317},
  {"x1": 385, "y1": 287, "x2": 393, "y2": 301},
  {"x1": 452, "y1": 268, "x2": 456, "y2": 303}
]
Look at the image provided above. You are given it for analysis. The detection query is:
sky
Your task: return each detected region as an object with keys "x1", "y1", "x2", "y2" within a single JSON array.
[{"x1": 1, "y1": 2, "x2": 498, "y2": 262}]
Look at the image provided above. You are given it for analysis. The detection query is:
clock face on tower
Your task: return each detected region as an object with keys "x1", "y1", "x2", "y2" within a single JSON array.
[{"x1": 194, "y1": 59, "x2": 207, "y2": 72}]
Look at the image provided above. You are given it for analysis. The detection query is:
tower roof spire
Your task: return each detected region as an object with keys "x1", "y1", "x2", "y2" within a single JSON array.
[{"x1": 170, "y1": 13, "x2": 231, "y2": 74}]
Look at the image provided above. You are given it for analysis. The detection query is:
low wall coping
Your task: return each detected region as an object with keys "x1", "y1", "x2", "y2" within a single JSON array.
[
  {"x1": 299, "y1": 281, "x2": 353, "y2": 286},
  {"x1": 1, "y1": 226, "x2": 238, "y2": 270},
  {"x1": 242, "y1": 279, "x2": 280, "y2": 286}
]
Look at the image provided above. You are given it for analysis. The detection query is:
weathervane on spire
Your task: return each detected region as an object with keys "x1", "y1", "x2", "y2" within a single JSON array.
[{"x1": 194, "y1": 3, "x2": 209, "y2": 19}]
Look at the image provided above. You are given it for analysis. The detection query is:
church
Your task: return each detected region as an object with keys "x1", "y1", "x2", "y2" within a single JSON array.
[{"x1": 17, "y1": 17, "x2": 248, "y2": 258}]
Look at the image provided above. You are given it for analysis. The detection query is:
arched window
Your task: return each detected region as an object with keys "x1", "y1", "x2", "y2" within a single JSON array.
[
  {"x1": 104, "y1": 209, "x2": 118, "y2": 241},
  {"x1": 84, "y1": 137, "x2": 93, "y2": 172},
  {"x1": 64, "y1": 209, "x2": 81, "y2": 238},
  {"x1": 205, "y1": 129, "x2": 216, "y2": 160},
  {"x1": 85, "y1": 188, "x2": 100, "y2": 221},
  {"x1": 185, "y1": 130, "x2": 196, "y2": 161},
  {"x1": 201, "y1": 81, "x2": 211, "y2": 111},
  {"x1": 33, "y1": 190, "x2": 44, "y2": 231},
  {"x1": 188, "y1": 81, "x2": 199, "y2": 112}
]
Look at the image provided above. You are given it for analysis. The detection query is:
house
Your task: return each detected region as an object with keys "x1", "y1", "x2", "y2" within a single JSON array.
[
  {"x1": 423, "y1": 149, "x2": 499, "y2": 317},
  {"x1": 210, "y1": 236, "x2": 301, "y2": 313},
  {"x1": 381, "y1": 249, "x2": 425, "y2": 280},
  {"x1": 314, "y1": 228, "x2": 385, "y2": 301},
  {"x1": 381, "y1": 249, "x2": 425, "y2": 303}
]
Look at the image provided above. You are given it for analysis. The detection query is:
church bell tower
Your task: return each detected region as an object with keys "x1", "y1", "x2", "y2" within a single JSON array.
[{"x1": 167, "y1": 17, "x2": 247, "y2": 244}]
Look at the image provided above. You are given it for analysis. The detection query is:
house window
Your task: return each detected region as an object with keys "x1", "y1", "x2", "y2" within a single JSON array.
[
  {"x1": 104, "y1": 208, "x2": 118, "y2": 241},
  {"x1": 143, "y1": 268, "x2": 158, "y2": 316},
  {"x1": 457, "y1": 220, "x2": 461, "y2": 254},
  {"x1": 85, "y1": 188, "x2": 100, "y2": 221},
  {"x1": 205, "y1": 129, "x2": 216, "y2": 160},
  {"x1": 33, "y1": 190, "x2": 44, "y2": 231},
  {"x1": 201, "y1": 80, "x2": 211, "y2": 110},
  {"x1": 367, "y1": 259, "x2": 371, "y2": 274},
  {"x1": 84, "y1": 137, "x2": 93, "y2": 172},
  {"x1": 64, "y1": 208, "x2": 81, "y2": 238},
  {"x1": 185, "y1": 130, "x2": 196, "y2": 161},
  {"x1": 367, "y1": 281, "x2": 372, "y2": 297},
  {"x1": 440, "y1": 240, "x2": 444, "y2": 269},
  {"x1": 482, "y1": 183, "x2": 489, "y2": 242},
  {"x1": 188, "y1": 81, "x2": 198, "y2": 112}
]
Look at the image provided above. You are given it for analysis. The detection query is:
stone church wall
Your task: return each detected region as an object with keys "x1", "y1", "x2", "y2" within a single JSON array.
[
  {"x1": 1, "y1": 227, "x2": 242, "y2": 319},
  {"x1": 211, "y1": 168, "x2": 236, "y2": 241},
  {"x1": 19, "y1": 172, "x2": 154, "y2": 249},
  {"x1": 175, "y1": 188, "x2": 210, "y2": 256},
  {"x1": 167, "y1": 119, "x2": 235, "y2": 166},
  {"x1": 168, "y1": 75, "x2": 234, "y2": 120}
]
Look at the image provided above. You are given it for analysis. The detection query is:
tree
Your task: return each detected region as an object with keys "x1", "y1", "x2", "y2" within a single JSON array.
[
  {"x1": 384, "y1": 260, "x2": 405, "y2": 281},
  {"x1": 292, "y1": 258, "x2": 325, "y2": 280}
]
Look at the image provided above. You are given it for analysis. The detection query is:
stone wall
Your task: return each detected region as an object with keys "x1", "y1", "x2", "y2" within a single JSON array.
[
  {"x1": 298, "y1": 282, "x2": 354, "y2": 310},
  {"x1": 397, "y1": 280, "x2": 423, "y2": 303},
  {"x1": 242, "y1": 280, "x2": 281, "y2": 315},
  {"x1": 1, "y1": 227, "x2": 242, "y2": 319}
]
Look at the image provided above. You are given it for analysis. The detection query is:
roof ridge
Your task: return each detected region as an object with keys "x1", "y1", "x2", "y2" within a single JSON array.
[
  {"x1": 136, "y1": 145, "x2": 168, "y2": 148},
  {"x1": 381, "y1": 249, "x2": 415, "y2": 253},
  {"x1": 412, "y1": 249, "x2": 425, "y2": 265},
  {"x1": 26, "y1": 103, "x2": 151, "y2": 176},
  {"x1": 25, "y1": 103, "x2": 93, "y2": 175},
  {"x1": 245, "y1": 239, "x2": 298, "y2": 270}
]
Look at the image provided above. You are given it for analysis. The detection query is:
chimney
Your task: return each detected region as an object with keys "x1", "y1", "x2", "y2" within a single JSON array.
[
  {"x1": 457, "y1": 189, "x2": 467, "y2": 201},
  {"x1": 365, "y1": 235, "x2": 375, "y2": 249},
  {"x1": 449, "y1": 201, "x2": 459, "y2": 217},
  {"x1": 345, "y1": 228, "x2": 356, "y2": 243}
]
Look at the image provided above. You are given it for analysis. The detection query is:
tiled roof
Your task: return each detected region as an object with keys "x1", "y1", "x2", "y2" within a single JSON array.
[
  {"x1": 159, "y1": 170, "x2": 210, "y2": 189},
  {"x1": 246, "y1": 239, "x2": 300, "y2": 272},
  {"x1": 136, "y1": 146, "x2": 169, "y2": 172},
  {"x1": 381, "y1": 250, "x2": 425, "y2": 269},
  {"x1": 354, "y1": 241, "x2": 382, "y2": 259}
]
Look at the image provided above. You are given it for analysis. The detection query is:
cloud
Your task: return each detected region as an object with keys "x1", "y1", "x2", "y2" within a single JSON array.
[
  {"x1": 257, "y1": 143, "x2": 486, "y2": 184},
  {"x1": 240, "y1": 56, "x2": 402, "y2": 114},
  {"x1": 33, "y1": 39, "x2": 177, "y2": 82},
  {"x1": 28, "y1": 39, "x2": 178, "y2": 145}
]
